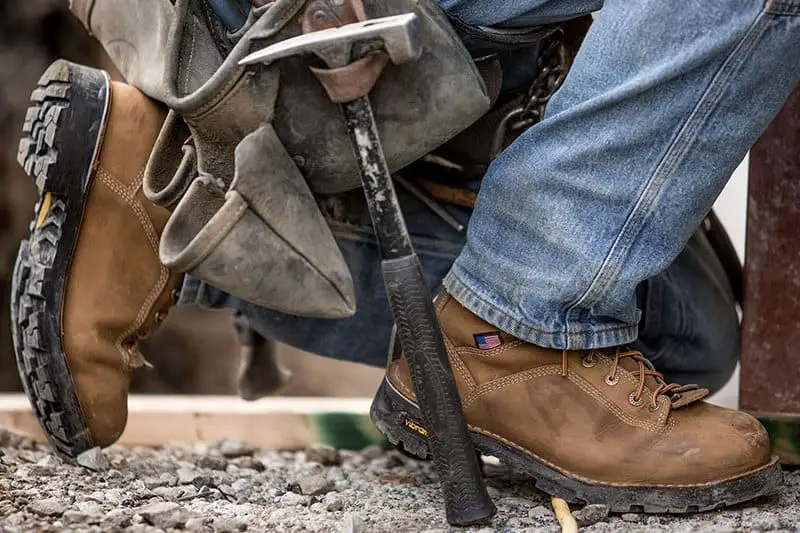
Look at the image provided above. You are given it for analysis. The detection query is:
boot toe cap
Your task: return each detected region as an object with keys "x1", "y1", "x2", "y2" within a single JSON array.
[{"x1": 666, "y1": 403, "x2": 772, "y2": 483}]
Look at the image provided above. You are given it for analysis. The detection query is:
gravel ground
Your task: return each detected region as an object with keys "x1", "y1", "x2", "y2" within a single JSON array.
[{"x1": 0, "y1": 428, "x2": 797, "y2": 533}]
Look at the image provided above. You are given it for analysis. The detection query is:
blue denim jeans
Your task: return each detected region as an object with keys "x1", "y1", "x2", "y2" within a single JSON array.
[
  {"x1": 183, "y1": 0, "x2": 800, "y2": 393},
  {"x1": 444, "y1": 0, "x2": 800, "y2": 352},
  {"x1": 182, "y1": 191, "x2": 740, "y2": 392}
]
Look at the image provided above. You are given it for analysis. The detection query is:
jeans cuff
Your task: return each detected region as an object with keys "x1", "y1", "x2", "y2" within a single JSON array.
[{"x1": 443, "y1": 267, "x2": 639, "y2": 350}]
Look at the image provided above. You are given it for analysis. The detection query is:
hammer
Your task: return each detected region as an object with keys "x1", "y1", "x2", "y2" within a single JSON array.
[{"x1": 241, "y1": 5, "x2": 495, "y2": 526}]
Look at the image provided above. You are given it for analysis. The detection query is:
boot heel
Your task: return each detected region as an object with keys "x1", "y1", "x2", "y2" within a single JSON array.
[
  {"x1": 370, "y1": 378, "x2": 434, "y2": 460},
  {"x1": 17, "y1": 59, "x2": 110, "y2": 194}
]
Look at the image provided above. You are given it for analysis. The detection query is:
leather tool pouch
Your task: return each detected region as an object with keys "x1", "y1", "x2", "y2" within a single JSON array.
[{"x1": 71, "y1": 0, "x2": 490, "y2": 317}]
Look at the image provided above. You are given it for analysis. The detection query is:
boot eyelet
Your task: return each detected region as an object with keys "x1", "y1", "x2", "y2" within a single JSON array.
[
  {"x1": 581, "y1": 355, "x2": 596, "y2": 368},
  {"x1": 629, "y1": 392, "x2": 644, "y2": 407},
  {"x1": 136, "y1": 330, "x2": 149, "y2": 341},
  {"x1": 605, "y1": 374, "x2": 619, "y2": 386},
  {"x1": 171, "y1": 288, "x2": 181, "y2": 302},
  {"x1": 649, "y1": 398, "x2": 663, "y2": 412},
  {"x1": 155, "y1": 311, "x2": 168, "y2": 324},
  {"x1": 123, "y1": 339, "x2": 139, "y2": 353}
]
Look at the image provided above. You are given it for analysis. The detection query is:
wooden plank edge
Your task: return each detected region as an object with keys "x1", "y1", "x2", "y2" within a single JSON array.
[{"x1": 0, "y1": 394, "x2": 385, "y2": 451}]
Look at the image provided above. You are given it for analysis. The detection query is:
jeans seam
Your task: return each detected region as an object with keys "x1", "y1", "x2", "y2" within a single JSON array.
[
  {"x1": 562, "y1": 6, "x2": 772, "y2": 347},
  {"x1": 445, "y1": 267, "x2": 638, "y2": 348}
]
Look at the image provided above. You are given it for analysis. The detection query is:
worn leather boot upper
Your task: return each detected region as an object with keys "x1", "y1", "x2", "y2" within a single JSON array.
[
  {"x1": 64, "y1": 82, "x2": 183, "y2": 446},
  {"x1": 388, "y1": 291, "x2": 772, "y2": 485}
]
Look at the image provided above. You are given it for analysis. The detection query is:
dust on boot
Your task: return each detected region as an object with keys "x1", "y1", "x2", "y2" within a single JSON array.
[
  {"x1": 12, "y1": 60, "x2": 183, "y2": 458},
  {"x1": 371, "y1": 290, "x2": 783, "y2": 513}
]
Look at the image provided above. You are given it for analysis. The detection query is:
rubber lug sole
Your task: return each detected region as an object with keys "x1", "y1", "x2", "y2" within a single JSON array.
[
  {"x1": 370, "y1": 377, "x2": 784, "y2": 513},
  {"x1": 12, "y1": 59, "x2": 111, "y2": 459}
]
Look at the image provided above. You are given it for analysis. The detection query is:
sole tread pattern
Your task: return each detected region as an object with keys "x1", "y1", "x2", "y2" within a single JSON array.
[{"x1": 11, "y1": 60, "x2": 109, "y2": 459}]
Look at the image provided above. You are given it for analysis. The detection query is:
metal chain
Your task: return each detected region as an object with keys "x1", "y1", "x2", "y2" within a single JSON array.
[{"x1": 490, "y1": 33, "x2": 570, "y2": 159}]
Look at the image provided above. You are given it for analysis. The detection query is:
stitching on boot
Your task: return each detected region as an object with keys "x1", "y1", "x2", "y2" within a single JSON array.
[
  {"x1": 567, "y1": 372, "x2": 668, "y2": 433},
  {"x1": 96, "y1": 168, "x2": 161, "y2": 255},
  {"x1": 95, "y1": 165, "x2": 171, "y2": 367},
  {"x1": 462, "y1": 366, "x2": 561, "y2": 409},
  {"x1": 443, "y1": 334, "x2": 478, "y2": 388},
  {"x1": 455, "y1": 340, "x2": 526, "y2": 358}
]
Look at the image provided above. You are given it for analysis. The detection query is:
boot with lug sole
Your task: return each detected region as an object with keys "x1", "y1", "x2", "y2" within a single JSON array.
[
  {"x1": 371, "y1": 290, "x2": 783, "y2": 513},
  {"x1": 12, "y1": 59, "x2": 183, "y2": 458}
]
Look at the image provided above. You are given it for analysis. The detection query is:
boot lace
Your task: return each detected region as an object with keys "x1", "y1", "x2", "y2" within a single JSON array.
[
  {"x1": 563, "y1": 347, "x2": 696, "y2": 409},
  {"x1": 123, "y1": 288, "x2": 181, "y2": 369}
]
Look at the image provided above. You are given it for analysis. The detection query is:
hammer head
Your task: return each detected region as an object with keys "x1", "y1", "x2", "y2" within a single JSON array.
[{"x1": 239, "y1": 13, "x2": 421, "y2": 68}]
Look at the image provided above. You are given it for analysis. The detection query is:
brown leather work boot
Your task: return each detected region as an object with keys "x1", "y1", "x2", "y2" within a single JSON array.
[
  {"x1": 11, "y1": 60, "x2": 182, "y2": 458},
  {"x1": 371, "y1": 290, "x2": 783, "y2": 512}
]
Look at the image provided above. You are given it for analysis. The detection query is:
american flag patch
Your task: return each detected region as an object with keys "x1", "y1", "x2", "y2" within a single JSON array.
[{"x1": 474, "y1": 332, "x2": 503, "y2": 350}]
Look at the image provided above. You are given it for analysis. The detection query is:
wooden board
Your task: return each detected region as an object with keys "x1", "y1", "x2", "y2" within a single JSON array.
[{"x1": 0, "y1": 395, "x2": 385, "y2": 450}]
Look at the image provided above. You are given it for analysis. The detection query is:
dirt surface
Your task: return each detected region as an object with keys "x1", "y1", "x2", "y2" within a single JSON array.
[{"x1": 0, "y1": 429, "x2": 796, "y2": 533}]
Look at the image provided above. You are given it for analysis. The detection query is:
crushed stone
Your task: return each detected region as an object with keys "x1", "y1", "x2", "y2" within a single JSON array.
[{"x1": 0, "y1": 433, "x2": 793, "y2": 532}]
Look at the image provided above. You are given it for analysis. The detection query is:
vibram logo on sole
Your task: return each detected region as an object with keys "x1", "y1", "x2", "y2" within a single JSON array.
[{"x1": 404, "y1": 417, "x2": 428, "y2": 437}]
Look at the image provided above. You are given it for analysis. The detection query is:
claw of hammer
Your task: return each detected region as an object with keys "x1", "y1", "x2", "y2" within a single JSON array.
[{"x1": 239, "y1": 13, "x2": 421, "y2": 68}]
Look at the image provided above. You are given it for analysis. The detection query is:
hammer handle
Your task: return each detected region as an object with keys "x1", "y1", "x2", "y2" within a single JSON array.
[
  {"x1": 342, "y1": 96, "x2": 496, "y2": 526},
  {"x1": 383, "y1": 254, "x2": 496, "y2": 525}
]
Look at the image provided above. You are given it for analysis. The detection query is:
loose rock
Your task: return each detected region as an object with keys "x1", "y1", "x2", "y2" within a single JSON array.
[
  {"x1": 104, "y1": 508, "x2": 133, "y2": 528},
  {"x1": 528, "y1": 505, "x2": 553, "y2": 519},
  {"x1": 573, "y1": 503, "x2": 610, "y2": 526},
  {"x1": 212, "y1": 516, "x2": 248, "y2": 532},
  {"x1": 29, "y1": 497, "x2": 67, "y2": 517},
  {"x1": 76, "y1": 447, "x2": 110, "y2": 472},
  {"x1": 621, "y1": 513, "x2": 640, "y2": 522},
  {"x1": 75, "y1": 501, "x2": 104, "y2": 518},
  {"x1": 136, "y1": 501, "x2": 185, "y2": 529},
  {"x1": 306, "y1": 444, "x2": 341, "y2": 466},
  {"x1": 0, "y1": 434, "x2": 795, "y2": 532},
  {"x1": 178, "y1": 467, "x2": 214, "y2": 488},
  {"x1": 61, "y1": 510, "x2": 89, "y2": 525},
  {"x1": 298, "y1": 473, "x2": 331, "y2": 496},
  {"x1": 197, "y1": 455, "x2": 228, "y2": 471},
  {"x1": 325, "y1": 493, "x2": 344, "y2": 512},
  {"x1": 219, "y1": 439, "x2": 254, "y2": 458},
  {"x1": 280, "y1": 492, "x2": 308, "y2": 506},
  {"x1": 340, "y1": 513, "x2": 367, "y2": 533},
  {"x1": 361, "y1": 445, "x2": 384, "y2": 460}
]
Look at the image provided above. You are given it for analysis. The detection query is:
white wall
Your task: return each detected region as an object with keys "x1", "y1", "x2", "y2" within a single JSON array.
[{"x1": 707, "y1": 155, "x2": 749, "y2": 408}]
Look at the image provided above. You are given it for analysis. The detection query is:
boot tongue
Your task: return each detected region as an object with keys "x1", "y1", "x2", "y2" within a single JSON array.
[{"x1": 668, "y1": 385, "x2": 709, "y2": 408}]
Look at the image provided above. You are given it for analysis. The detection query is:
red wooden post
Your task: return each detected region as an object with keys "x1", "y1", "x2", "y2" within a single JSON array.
[{"x1": 741, "y1": 83, "x2": 800, "y2": 463}]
